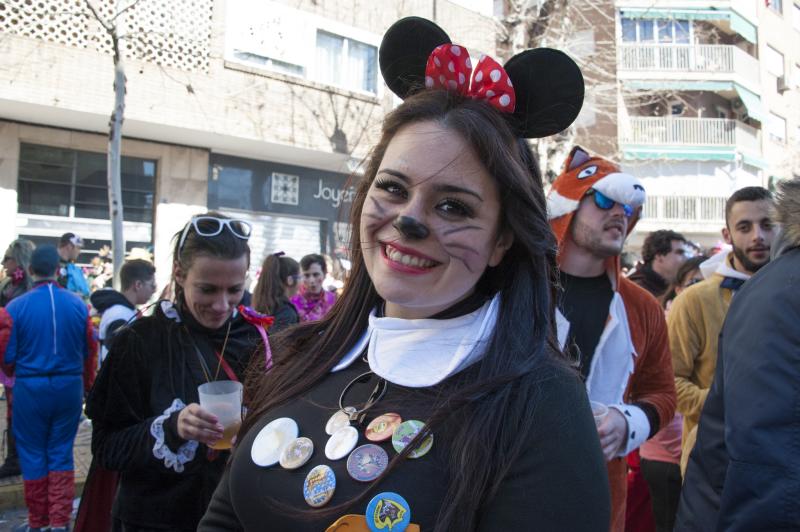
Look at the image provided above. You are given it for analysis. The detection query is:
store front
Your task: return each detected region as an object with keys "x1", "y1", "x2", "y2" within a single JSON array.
[{"x1": 207, "y1": 153, "x2": 357, "y2": 277}]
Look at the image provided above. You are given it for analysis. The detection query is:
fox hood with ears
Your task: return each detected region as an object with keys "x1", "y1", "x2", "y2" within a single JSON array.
[{"x1": 547, "y1": 146, "x2": 646, "y2": 249}]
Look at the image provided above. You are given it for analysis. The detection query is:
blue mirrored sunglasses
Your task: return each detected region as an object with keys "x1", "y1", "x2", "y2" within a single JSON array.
[{"x1": 586, "y1": 189, "x2": 634, "y2": 217}]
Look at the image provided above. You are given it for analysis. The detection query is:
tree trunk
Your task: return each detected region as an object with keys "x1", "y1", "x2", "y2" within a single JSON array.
[{"x1": 107, "y1": 32, "x2": 126, "y2": 289}]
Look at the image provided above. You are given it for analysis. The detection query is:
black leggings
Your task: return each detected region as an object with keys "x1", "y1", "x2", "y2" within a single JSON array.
[{"x1": 640, "y1": 458, "x2": 682, "y2": 532}]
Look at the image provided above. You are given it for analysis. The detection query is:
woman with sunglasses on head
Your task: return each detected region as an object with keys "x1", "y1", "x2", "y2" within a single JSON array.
[
  {"x1": 199, "y1": 17, "x2": 608, "y2": 532},
  {"x1": 252, "y1": 253, "x2": 301, "y2": 332},
  {"x1": 83, "y1": 212, "x2": 267, "y2": 532}
]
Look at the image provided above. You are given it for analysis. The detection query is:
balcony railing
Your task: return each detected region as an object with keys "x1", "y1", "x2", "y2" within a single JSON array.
[
  {"x1": 620, "y1": 117, "x2": 760, "y2": 153},
  {"x1": 619, "y1": 43, "x2": 759, "y2": 85},
  {"x1": 644, "y1": 195, "x2": 726, "y2": 224}
]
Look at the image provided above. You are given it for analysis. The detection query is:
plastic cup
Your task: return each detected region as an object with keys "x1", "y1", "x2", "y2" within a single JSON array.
[
  {"x1": 590, "y1": 400, "x2": 608, "y2": 427},
  {"x1": 198, "y1": 381, "x2": 243, "y2": 450}
]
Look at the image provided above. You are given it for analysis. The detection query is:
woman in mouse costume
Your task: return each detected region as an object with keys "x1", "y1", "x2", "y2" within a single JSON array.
[{"x1": 200, "y1": 17, "x2": 609, "y2": 531}]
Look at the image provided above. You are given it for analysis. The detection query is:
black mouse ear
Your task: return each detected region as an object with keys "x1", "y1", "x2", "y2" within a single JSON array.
[
  {"x1": 379, "y1": 16, "x2": 451, "y2": 100},
  {"x1": 503, "y1": 49, "x2": 585, "y2": 138}
]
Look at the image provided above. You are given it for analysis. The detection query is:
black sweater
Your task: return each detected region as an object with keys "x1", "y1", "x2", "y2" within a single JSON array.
[
  {"x1": 85, "y1": 303, "x2": 262, "y2": 531},
  {"x1": 199, "y1": 356, "x2": 610, "y2": 531}
]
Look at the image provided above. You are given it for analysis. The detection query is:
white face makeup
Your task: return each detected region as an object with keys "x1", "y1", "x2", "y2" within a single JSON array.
[
  {"x1": 359, "y1": 121, "x2": 512, "y2": 319},
  {"x1": 302, "y1": 263, "x2": 325, "y2": 294}
]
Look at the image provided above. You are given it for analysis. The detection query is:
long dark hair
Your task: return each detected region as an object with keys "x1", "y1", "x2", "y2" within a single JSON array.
[
  {"x1": 251, "y1": 254, "x2": 299, "y2": 314},
  {"x1": 241, "y1": 90, "x2": 563, "y2": 530}
]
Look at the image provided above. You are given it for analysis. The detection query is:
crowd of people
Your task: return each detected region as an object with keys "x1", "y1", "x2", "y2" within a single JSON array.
[{"x1": 0, "y1": 15, "x2": 797, "y2": 532}]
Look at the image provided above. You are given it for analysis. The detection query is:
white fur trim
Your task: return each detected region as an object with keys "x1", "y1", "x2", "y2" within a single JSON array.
[
  {"x1": 547, "y1": 190, "x2": 580, "y2": 220},
  {"x1": 609, "y1": 404, "x2": 650, "y2": 456}
]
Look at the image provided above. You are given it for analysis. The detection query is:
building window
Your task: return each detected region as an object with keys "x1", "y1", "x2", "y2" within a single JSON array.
[
  {"x1": 765, "y1": 45, "x2": 785, "y2": 77},
  {"x1": 767, "y1": 112, "x2": 787, "y2": 143},
  {"x1": 620, "y1": 17, "x2": 690, "y2": 44},
  {"x1": 621, "y1": 17, "x2": 637, "y2": 42},
  {"x1": 17, "y1": 143, "x2": 156, "y2": 223},
  {"x1": 230, "y1": 50, "x2": 305, "y2": 77},
  {"x1": 794, "y1": 3, "x2": 800, "y2": 30},
  {"x1": 315, "y1": 31, "x2": 377, "y2": 94},
  {"x1": 767, "y1": 0, "x2": 783, "y2": 14}
]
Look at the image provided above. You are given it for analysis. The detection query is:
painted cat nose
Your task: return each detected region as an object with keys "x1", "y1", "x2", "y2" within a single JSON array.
[{"x1": 392, "y1": 216, "x2": 430, "y2": 240}]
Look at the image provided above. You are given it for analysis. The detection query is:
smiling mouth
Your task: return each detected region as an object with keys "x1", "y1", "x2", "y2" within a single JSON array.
[{"x1": 382, "y1": 243, "x2": 440, "y2": 269}]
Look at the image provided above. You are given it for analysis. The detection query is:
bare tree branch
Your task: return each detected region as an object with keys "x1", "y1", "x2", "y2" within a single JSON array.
[
  {"x1": 110, "y1": 0, "x2": 142, "y2": 23},
  {"x1": 84, "y1": 0, "x2": 113, "y2": 33}
]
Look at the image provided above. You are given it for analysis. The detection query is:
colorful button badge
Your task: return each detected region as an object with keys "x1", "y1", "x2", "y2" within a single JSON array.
[
  {"x1": 366, "y1": 492, "x2": 411, "y2": 532},
  {"x1": 250, "y1": 417, "x2": 298, "y2": 467},
  {"x1": 365, "y1": 413, "x2": 402, "y2": 442},
  {"x1": 346, "y1": 444, "x2": 389, "y2": 482},
  {"x1": 303, "y1": 465, "x2": 336, "y2": 508},
  {"x1": 279, "y1": 436, "x2": 314, "y2": 470},
  {"x1": 391, "y1": 420, "x2": 433, "y2": 459}
]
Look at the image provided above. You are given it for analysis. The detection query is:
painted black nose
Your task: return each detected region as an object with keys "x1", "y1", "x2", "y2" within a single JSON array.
[{"x1": 392, "y1": 216, "x2": 430, "y2": 240}]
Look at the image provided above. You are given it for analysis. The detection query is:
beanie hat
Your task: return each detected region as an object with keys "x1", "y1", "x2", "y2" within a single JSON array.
[{"x1": 31, "y1": 244, "x2": 60, "y2": 277}]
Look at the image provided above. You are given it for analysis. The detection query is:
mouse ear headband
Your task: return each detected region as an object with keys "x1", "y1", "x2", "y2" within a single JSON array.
[{"x1": 379, "y1": 16, "x2": 585, "y2": 138}]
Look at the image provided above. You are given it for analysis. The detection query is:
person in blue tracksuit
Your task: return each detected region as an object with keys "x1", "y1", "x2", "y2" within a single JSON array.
[{"x1": 0, "y1": 245, "x2": 96, "y2": 532}]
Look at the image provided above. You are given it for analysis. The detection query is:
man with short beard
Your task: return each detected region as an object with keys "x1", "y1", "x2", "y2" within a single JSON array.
[
  {"x1": 668, "y1": 186, "x2": 776, "y2": 474},
  {"x1": 676, "y1": 178, "x2": 799, "y2": 530},
  {"x1": 548, "y1": 147, "x2": 676, "y2": 532}
]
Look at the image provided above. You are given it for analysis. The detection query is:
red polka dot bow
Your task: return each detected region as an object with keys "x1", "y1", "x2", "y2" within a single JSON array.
[{"x1": 424, "y1": 44, "x2": 516, "y2": 113}]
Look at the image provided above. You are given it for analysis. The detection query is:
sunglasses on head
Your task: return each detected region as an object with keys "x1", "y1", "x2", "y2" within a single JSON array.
[
  {"x1": 177, "y1": 216, "x2": 252, "y2": 254},
  {"x1": 586, "y1": 189, "x2": 634, "y2": 218}
]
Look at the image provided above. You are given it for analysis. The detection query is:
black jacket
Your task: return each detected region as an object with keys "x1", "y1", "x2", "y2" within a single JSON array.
[
  {"x1": 627, "y1": 263, "x2": 669, "y2": 301},
  {"x1": 270, "y1": 299, "x2": 299, "y2": 333},
  {"x1": 676, "y1": 246, "x2": 800, "y2": 531},
  {"x1": 86, "y1": 302, "x2": 262, "y2": 531}
]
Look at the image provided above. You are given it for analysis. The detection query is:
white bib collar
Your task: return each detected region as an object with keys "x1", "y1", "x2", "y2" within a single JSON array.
[{"x1": 332, "y1": 293, "x2": 501, "y2": 387}]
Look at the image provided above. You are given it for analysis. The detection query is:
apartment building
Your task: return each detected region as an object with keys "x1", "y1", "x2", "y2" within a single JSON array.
[
  {"x1": 615, "y1": 0, "x2": 800, "y2": 248},
  {"x1": 0, "y1": 0, "x2": 497, "y2": 285}
]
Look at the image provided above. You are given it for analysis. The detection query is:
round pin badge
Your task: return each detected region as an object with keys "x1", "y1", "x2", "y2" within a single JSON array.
[
  {"x1": 346, "y1": 444, "x2": 389, "y2": 482},
  {"x1": 250, "y1": 417, "x2": 299, "y2": 467},
  {"x1": 391, "y1": 420, "x2": 433, "y2": 459},
  {"x1": 279, "y1": 436, "x2": 314, "y2": 470},
  {"x1": 325, "y1": 425, "x2": 359, "y2": 460},
  {"x1": 366, "y1": 492, "x2": 411, "y2": 532},
  {"x1": 303, "y1": 464, "x2": 336, "y2": 508},
  {"x1": 325, "y1": 407, "x2": 355, "y2": 435},
  {"x1": 365, "y1": 413, "x2": 402, "y2": 442}
]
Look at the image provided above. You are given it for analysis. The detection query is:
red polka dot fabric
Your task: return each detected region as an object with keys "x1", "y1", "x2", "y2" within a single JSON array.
[{"x1": 424, "y1": 44, "x2": 516, "y2": 113}]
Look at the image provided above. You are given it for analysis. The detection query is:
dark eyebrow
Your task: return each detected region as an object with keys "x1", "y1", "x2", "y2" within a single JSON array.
[
  {"x1": 377, "y1": 168, "x2": 411, "y2": 183},
  {"x1": 378, "y1": 168, "x2": 484, "y2": 202},
  {"x1": 433, "y1": 184, "x2": 483, "y2": 202}
]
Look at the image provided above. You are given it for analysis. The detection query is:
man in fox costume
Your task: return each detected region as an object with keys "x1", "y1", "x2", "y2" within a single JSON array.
[{"x1": 548, "y1": 146, "x2": 676, "y2": 532}]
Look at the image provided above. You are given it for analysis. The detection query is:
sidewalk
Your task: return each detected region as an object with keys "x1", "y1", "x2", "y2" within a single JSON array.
[{"x1": 0, "y1": 386, "x2": 92, "y2": 512}]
